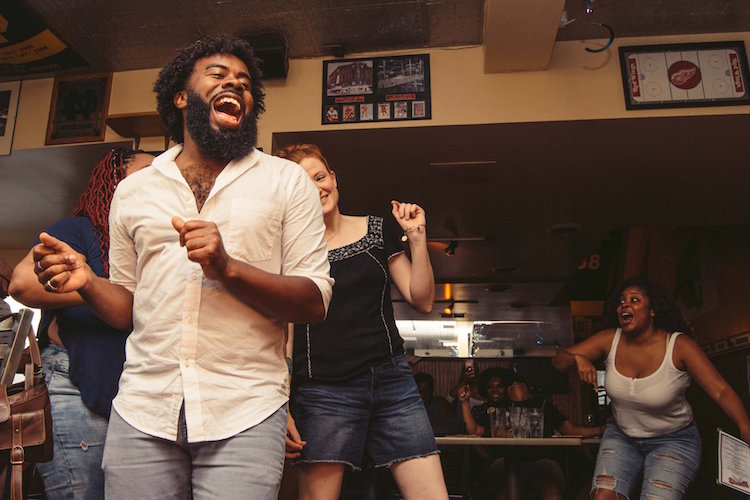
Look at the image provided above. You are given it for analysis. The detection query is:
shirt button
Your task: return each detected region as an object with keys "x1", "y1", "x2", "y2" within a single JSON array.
[
  {"x1": 184, "y1": 359, "x2": 191, "y2": 367},
  {"x1": 186, "y1": 316, "x2": 194, "y2": 324}
]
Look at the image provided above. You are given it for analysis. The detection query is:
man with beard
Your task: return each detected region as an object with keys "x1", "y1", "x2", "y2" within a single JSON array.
[{"x1": 30, "y1": 35, "x2": 333, "y2": 499}]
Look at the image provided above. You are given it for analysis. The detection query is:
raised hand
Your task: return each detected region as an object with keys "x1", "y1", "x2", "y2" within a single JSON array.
[
  {"x1": 171, "y1": 216, "x2": 231, "y2": 281},
  {"x1": 34, "y1": 232, "x2": 91, "y2": 293},
  {"x1": 391, "y1": 200, "x2": 426, "y2": 232}
]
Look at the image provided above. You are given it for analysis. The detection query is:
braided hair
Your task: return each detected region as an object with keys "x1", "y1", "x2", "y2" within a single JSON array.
[
  {"x1": 72, "y1": 148, "x2": 135, "y2": 275},
  {"x1": 604, "y1": 276, "x2": 692, "y2": 336}
]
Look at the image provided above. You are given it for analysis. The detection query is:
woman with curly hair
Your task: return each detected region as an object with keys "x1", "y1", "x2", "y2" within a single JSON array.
[
  {"x1": 552, "y1": 276, "x2": 750, "y2": 500},
  {"x1": 10, "y1": 148, "x2": 153, "y2": 500}
]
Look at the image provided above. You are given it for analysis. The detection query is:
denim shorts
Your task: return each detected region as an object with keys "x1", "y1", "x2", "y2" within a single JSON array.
[
  {"x1": 291, "y1": 354, "x2": 438, "y2": 470},
  {"x1": 592, "y1": 419, "x2": 701, "y2": 499}
]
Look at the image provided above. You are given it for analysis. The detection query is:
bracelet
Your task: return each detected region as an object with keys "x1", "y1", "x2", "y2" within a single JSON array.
[{"x1": 401, "y1": 224, "x2": 426, "y2": 242}]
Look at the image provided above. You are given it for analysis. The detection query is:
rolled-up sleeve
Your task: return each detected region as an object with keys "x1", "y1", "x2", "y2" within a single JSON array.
[{"x1": 280, "y1": 167, "x2": 334, "y2": 314}]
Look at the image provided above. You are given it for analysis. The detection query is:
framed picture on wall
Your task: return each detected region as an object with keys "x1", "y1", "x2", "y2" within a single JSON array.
[
  {"x1": 619, "y1": 41, "x2": 750, "y2": 110},
  {"x1": 0, "y1": 81, "x2": 21, "y2": 156},
  {"x1": 322, "y1": 54, "x2": 431, "y2": 124},
  {"x1": 46, "y1": 73, "x2": 112, "y2": 145}
]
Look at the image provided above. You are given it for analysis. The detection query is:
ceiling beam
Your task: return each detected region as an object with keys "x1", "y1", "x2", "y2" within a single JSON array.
[{"x1": 483, "y1": 0, "x2": 566, "y2": 72}]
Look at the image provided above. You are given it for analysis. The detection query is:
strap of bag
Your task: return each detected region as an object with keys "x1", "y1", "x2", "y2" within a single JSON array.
[
  {"x1": 23, "y1": 319, "x2": 42, "y2": 392},
  {"x1": 2, "y1": 309, "x2": 45, "y2": 500},
  {"x1": 10, "y1": 413, "x2": 24, "y2": 500}
]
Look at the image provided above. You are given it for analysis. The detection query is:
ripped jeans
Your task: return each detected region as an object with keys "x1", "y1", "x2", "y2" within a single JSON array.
[{"x1": 591, "y1": 419, "x2": 701, "y2": 499}]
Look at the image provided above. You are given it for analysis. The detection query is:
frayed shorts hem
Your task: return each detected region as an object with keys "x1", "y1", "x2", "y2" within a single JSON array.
[
  {"x1": 376, "y1": 450, "x2": 441, "y2": 469},
  {"x1": 294, "y1": 450, "x2": 440, "y2": 471},
  {"x1": 294, "y1": 459, "x2": 360, "y2": 471}
]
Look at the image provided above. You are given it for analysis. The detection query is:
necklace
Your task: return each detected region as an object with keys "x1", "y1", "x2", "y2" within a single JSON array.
[{"x1": 325, "y1": 220, "x2": 342, "y2": 242}]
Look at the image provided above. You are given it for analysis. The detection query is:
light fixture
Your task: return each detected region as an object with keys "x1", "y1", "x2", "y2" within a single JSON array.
[
  {"x1": 441, "y1": 301, "x2": 465, "y2": 319},
  {"x1": 444, "y1": 241, "x2": 458, "y2": 256}
]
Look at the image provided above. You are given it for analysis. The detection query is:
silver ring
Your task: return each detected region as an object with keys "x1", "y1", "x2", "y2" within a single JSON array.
[
  {"x1": 36, "y1": 260, "x2": 43, "y2": 272},
  {"x1": 45, "y1": 280, "x2": 58, "y2": 292}
]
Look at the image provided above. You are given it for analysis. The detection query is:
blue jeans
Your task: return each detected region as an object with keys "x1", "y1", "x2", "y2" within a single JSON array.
[
  {"x1": 36, "y1": 344, "x2": 108, "y2": 500},
  {"x1": 592, "y1": 419, "x2": 701, "y2": 499},
  {"x1": 291, "y1": 354, "x2": 438, "y2": 469},
  {"x1": 102, "y1": 404, "x2": 287, "y2": 500}
]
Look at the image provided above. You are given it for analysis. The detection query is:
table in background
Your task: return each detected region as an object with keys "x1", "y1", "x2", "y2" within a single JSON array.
[{"x1": 435, "y1": 436, "x2": 600, "y2": 500}]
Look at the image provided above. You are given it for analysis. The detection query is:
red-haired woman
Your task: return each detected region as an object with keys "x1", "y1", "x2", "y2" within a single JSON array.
[
  {"x1": 10, "y1": 148, "x2": 153, "y2": 500},
  {"x1": 275, "y1": 144, "x2": 448, "y2": 500}
]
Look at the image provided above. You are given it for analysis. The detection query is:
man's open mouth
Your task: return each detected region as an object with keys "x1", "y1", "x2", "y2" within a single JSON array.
[{"x1": 212, "y1": 94, "x2": 244, "y2": 124}]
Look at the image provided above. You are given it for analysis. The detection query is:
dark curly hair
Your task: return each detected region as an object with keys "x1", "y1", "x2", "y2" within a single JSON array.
[
  {"x1": 604, "y1": 276, "x2": 692, "y2": 335},
  {"x1": 477, "y1": 367, "x2": 514, "y2": 399},
  {"x1": 154, "y1": 34, "x2": 266, "y2": 143}
]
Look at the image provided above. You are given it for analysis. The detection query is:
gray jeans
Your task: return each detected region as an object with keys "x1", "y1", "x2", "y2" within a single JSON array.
[{"x1": 102, "y1": 404, "x2": 287, "y2": 500}]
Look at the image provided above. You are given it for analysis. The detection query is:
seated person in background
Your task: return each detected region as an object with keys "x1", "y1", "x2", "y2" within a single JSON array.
[
  {"x1": 459, "y1": 367, "x2": 514, "y2": 436},
  {"x1": 500, "y1": 373, "x2": 602, "y2": 500},
  {"x1": 414, "y1": 372, "x2": 461, "y2": 436},
  {"x1": 506, "y1": 373, "x2": 604, "y2": 438}
]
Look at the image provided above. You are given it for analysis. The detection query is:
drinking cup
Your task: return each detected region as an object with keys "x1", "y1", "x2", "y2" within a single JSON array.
[
  {"x1": 510, "y1": 407, "x2": 530, "y2": 438},
  {"x1": 527, "y1": 407, "x2": 544, "y2": 438},
  {"x1": 488, "y1": 407, "x2": 507, "y2": 437}
]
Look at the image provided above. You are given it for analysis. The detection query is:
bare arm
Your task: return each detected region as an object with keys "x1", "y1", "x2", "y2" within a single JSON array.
[
  {"x1": 388, "y1": 201, "x2": 434, "y2": 314},
  {"x1": 172, "y1": 217, "x2": 326, "y2": 324},
  {"x1": 677, "y1": 335, "x2": 750, "y2": 443},
  {"x1": 456, "y1": 386, "x2": 485, "y2": 436},
  {"x1": 30, "y1": 232, "x2": 133, "y2": 330},
  {"x1": 551, "y1": 329, "x2": 615, "y2": 388}
]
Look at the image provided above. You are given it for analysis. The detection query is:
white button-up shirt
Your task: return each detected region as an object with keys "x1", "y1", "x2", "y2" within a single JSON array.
[{"x1": 108, "y1": 146, "x2": 333, "y2": 442}]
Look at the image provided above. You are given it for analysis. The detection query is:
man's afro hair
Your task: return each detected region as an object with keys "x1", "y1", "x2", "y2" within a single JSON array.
[{"x1": 154, "y1": 34, "x2": 266, "y2": 143}]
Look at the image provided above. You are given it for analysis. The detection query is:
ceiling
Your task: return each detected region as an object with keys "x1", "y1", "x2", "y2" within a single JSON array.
[
  {"x1": 2, "y1": 0, "x2": 750, "y2": 323},
  {"x1": 9, "y1": 0, "x2": 750, "y2": 79}
]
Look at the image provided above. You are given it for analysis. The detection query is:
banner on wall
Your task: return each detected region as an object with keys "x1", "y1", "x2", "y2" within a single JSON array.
[{"x1": 0, "y1": 2, "x2": 87, "y2": 77}]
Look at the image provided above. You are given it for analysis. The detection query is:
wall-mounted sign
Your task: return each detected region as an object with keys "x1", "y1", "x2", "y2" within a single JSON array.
[
  {"x1": 0, "y1": 3, "x2": 87, "y2": 77},
  {"x1": 322, "y1": 54, "x2": 431, "y2": 125},
  {"x1": 46, "y1": 73, "x2": 111, "y2": 145},
  {"x1": 619, "y1": 41, "x2": 750, "y2": 110}
]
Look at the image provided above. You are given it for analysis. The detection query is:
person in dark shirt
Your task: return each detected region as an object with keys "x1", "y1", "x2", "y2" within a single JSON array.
[
  {"x1": 415, "y1": 372, "x2": 461, "y2": 436},
  {"x1": 9, "y1": 149, "x2": 153, "y2": 499},
  {"x1": 460, "y1": 367, "x2": 514, "y2": 436},
  {"x1": 277, "y1": 143, "x2": 448, "y2": 500},
  {"x1": 502, "y1": 373, "x2": 603, "y2": 500}
]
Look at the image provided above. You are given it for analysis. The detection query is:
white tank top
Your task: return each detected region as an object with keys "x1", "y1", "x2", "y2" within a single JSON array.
[{"x1": 605, "y1": 329, "x2": 693, "y2": 438}]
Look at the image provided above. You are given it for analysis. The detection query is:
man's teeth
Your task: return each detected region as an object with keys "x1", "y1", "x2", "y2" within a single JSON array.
[{"x1": 215, "y1": 96, "x2": 241, "y2": 115}]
